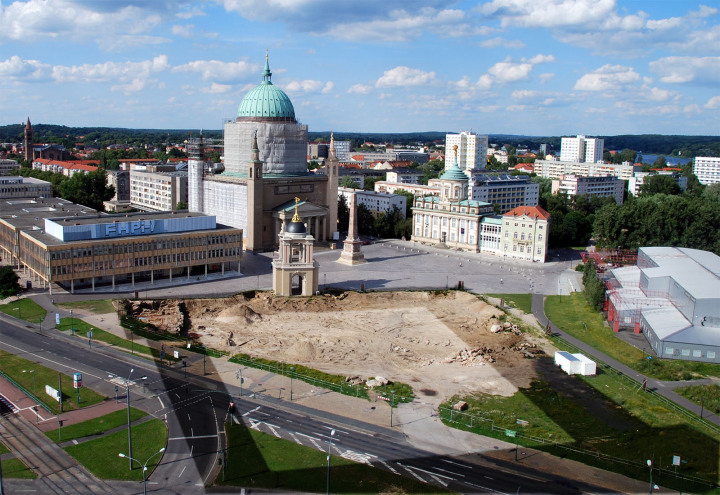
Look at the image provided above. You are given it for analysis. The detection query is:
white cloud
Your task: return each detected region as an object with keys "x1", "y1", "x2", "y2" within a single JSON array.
[
  {"x1": 347, "y1": 84, "x2": 372, "y2": 94},
  {"x1": 649, "y1": 56, "x2": 720, "y2": 84},
  {"x1": 111, "y1": 78, "x2": 148, "y2": 94},
  {"x1": 539, "y1": 73, "x2": 554, "y2": 84},
  {"x1": 284, "y1": 79, "x2": 334, "y2": 94},
  {"x1": 376, "y1": 66, "x2": 436, "y2": 88},
  {"x1": 479, "y1": 37, "x2": 525, "y2": 49},
  {"x1": 52, "y1": 55, "x2": 170, "y2": 84},
  {"x1": 512, "y1": 90, "x2": 537, "y2": 99},
  {"x1": 480, "y1": 0, "x2": 617, "y2": 28},
  {"x1": 0, "y1": 56, "x2": 51, "y2": 81},
  {"x1": 706, "y1": 96, "x2": 720, "y2": 109},
  {"x1": 0, "y1": 0, "x2": 167, "y2": 49},
  {"x1": 202, "y1": 83, "x2": 233, "y2": 94},
  {"x1": 173, "y1": 59, "x2": 258, "y2": 83},
  {"x1": 172, "y1": 24, "x2": 194, "y2": 37},
  {"x1": 574, "y1": 64, "x2": 641, "y2": 91}
]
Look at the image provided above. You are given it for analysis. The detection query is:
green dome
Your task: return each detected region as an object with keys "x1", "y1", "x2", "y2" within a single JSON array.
[
  {"x1": 440, "y1": 162, "x2": 468, "y2": 181},
  {"x1": 237, "y1": 56, "x2": 296, "y2": 121}
]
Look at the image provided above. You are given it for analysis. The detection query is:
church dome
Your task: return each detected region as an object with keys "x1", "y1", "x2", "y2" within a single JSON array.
[
  {"x1": 237, "y1": 55, "x2": 296, "y2": 121},
  {"x1": 440, "y1": 162, "x2": 468, "y2": 181}
]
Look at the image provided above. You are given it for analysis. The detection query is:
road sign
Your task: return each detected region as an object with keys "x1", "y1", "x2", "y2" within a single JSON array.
[
  {"x1": 673, "y1": 455, "x2": 681, "y2": 466},
  {"x1": 88, "y1": 330, "x2": 93, "y2": 338},
  {"x1": 174, "y1": 350, "x2": 179, "y2": 359},
  {"x1": 505, "y1": 429, "x2": 516, "y2": 438},
  {"x1": 55, "y1": 313, "x2": 60, "y2": 325},
  {"x1": 73, "y1": 372, "x2": 82, "y2": 388}
]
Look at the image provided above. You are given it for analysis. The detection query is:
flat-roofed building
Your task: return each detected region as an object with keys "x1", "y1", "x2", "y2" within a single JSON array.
[
  {"x1": 0, "y1": 199, "x2": 242, "y2": 293},
  {"x1": 606, "y1": 247, "x2": 720, "y2": 363},
  {"x1": 551, "y1": 174, "x2": 625, "y2": 204},
  {"x1": 0, "y1": 177, "x2": 52, "y2": 199},
  {"x1": 0, "y1": 159, "x2": 20, "y2": 175},
  {"x1": 535, "y1": 159, "x2": 640, "y2": 181},
  {"x1": 130, "y1": 170, "x2": 188, "y2": 211},
  {"x1": 693, "y1": 156, "x2": 720, "y2": 185},
  {"x1": 338, "y1": 187, "x2": 406, "y2": 217},
  {"x1": 560, "y1": 135, "x2": 604, "y2": 163},
  {"x1": 628, "y1": 171, "x2": 688, "y2": 196},
  {"x1": 469, "y1": 174, "x2": 540, "y2": 212}
]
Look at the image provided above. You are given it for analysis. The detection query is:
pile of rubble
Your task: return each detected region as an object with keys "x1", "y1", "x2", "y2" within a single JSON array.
[
  {"x1": 444, "y1": 347, "x2": 497, "y2": 366},
  {"x1": 511, "y1": 342, "x2": 545, "y2": 359},
  {"x1": 489, "y1": 321, "x2": 523, "y2": 335}
]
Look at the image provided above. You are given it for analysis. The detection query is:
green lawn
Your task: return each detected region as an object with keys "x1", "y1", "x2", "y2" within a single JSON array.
[
  {"x1": 0, "y1": 298, "x2": 46, "y2": 323},
  {"x1": 545, "y1": 293, "x2": 720, "y2": 381},
  {"x1": 57, "y1": 299, "x2": 117, "y2": 314},
  {"x1": 486, "y1": 293, "x2": 533, "y2": 313},
  {"x1": 64, "y1": 419, "x2": 167, "y2": 481},
  {"x1": 45, "y1": 408, "x2": 147, "y2": 443},
  {"x1": 220, "y1": 424, "x2": 454, "y2": 493},
  {"x1": 676, "y1": 384, "x2": 720, "y2": 416},
  {"x1": 0, "y1": 441, "x2": 37, "y2": 479},
  {"x1": 0, "y1": 349, "x2": 105, "y2": 414},
  {"x1": 58, "y1": 317, "x2": 179, "y2": 363}
]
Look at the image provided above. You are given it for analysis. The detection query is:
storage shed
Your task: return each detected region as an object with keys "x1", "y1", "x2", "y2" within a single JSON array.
[{"x1": 554, "y1": 351, "x2": 596, "y2": 376}]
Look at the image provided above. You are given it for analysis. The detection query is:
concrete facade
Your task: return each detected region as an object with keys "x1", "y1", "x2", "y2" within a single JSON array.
[
  {"x1": 693, "y1": 156, "x2": 720, "y2": 185},
  {"x1": 551, "y1": 174, "x2": 625, "y2": 205}
]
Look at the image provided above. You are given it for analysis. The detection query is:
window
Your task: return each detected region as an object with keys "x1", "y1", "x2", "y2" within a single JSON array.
[
  {"x1": 693, "y1": 350, "x2": 702, "y2": 358},
  {"x1": 537, "y1": 248, "x2": 542, "y2": 254},
  {"x1": 514, "y1": 232, "x2": 518, "y2": 239},
  {"x1": 708, "y1": 351, "x2": 716, "y2": 359},
  {"x1": 538, "y1": 234, "x2": 543, "y2": 241},
  {"x1": 681, "y1": 349, "x2": 690, "y2": 356}
]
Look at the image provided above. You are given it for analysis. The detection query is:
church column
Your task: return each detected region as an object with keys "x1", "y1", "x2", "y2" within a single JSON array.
[{"x1": 314, "y1": 217, "x2": 320, "y2": 241}]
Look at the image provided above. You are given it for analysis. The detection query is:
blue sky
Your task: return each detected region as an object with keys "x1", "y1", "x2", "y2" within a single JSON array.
[{"x1": 0, "y1": 0, "x2": 718, "y2": 136}]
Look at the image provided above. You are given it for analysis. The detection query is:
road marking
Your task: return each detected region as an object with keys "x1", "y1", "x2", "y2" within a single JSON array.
[
  {"x1": 243, "y1": 406, "x2": 261, "y2": 417},
  {"x1": 157, "y1": 397, "x2": 164, "y2": 409},
  {"x1": 401, "y1": 463, "x2": 453, "y2": 480},
  {"x1": 434, "y1": 467, "x2": 464, "y2": 477},
  {"x1": 441, "y1": 458, "x2": 473, "y2": 469},
  {"x1": 339, "y1": 449, "x2": 375, "y2": 465},
  {"x1": 168, "y1": 435, "x2": 218, "y2": 440},
  {"x1": 266, "y1": 423, "x2": 281, "y2": 437},
  {"x1": 464, "y1": 481, "x2": 505, "y2": 493},
  {"x1": 396, "y1": 463, "x2": 426, "y2": 482},
  {"x1": 179, "y1": 466, "x2": 186, "y2": 477},
  {"x1": 296, "y1": 432, "x2": 322, "y2": 450},
  {"x1": 378, "y1": 461, "x2": 399, "y2": 475}
]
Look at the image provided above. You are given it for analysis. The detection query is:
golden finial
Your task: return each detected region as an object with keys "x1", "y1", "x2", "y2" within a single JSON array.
[
  {"x1": 266, "y1": 49, "x2": 269, "y2": 61},
  {"x1": 292, "y1": 196, "x2": 301, "y2": 222},
  {"x1": 453, "y1": 144, "x2": 458, "y2": 159}
]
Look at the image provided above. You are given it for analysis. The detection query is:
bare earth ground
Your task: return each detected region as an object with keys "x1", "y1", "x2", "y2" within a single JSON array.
[{"x1": 131, "y1": 291, "x2": 550, "y2": 405}]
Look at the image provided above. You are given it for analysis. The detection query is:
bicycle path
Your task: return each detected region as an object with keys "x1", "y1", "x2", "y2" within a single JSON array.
[{"x1": 532, "y1": 293, "x2": 719, "y2": 427}]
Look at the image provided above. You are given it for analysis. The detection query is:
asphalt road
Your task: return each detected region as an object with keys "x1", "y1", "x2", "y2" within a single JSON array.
[{"x1": 2, "y1": 317, "x2": 624, "y2": 494}]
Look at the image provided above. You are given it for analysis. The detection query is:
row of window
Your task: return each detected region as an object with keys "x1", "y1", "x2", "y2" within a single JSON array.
[{"x1": 665, "y1": 347, "x2": 716, "y2": 359}]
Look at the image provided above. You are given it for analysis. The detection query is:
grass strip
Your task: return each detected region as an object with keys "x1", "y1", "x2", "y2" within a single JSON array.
[
  {"x1": 545, "y1": 293, "x2": 720, "y2": 381},
  {"x1": 57, "y1": 318, "x2": 179, "y2": 363},
  {"x1": 56, "y1": 299, "x2": 116, "y2": 314},
  {"x1": 45, "y1": 408, "x2": 147, "y2": 443},
  {"x1": 64, "y1": 419, "x2": 167, "y2": 481},
  {"x1": 486, "y1": 293, "x2": 533, "y2": 313},
  {"x1": 220, "y1": 424, "x2": 454, "y2": 493},
  {"x1": 676, "y1": 384, "x2": 720, "y2": 416},
  {"x1": 230, "y1": 354, "x2": 415, "y2": 404},
  {"x1": 0, "y1": 298, "x2": 46, "y2": 323},
  {"x1": 0, "y1": 349, "x2": 105, "y2": 414},
  {"x1": 0, "y1": 441, "x2": 37, "y2": 479}
]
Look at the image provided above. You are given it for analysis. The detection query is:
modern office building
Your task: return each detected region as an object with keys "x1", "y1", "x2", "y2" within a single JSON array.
[
  {"x1": 693, "y1": 156, "x2": 720, "y2": 185},
  {"x1": 0, "y1": 199, "x2": 242, "y2": 294},
  {"x1": 338, "y1": 187, "x2": 406, "y2": 217},
  {"x1": 534, "y1": 159, "x2": 640, "y2": 181},
  {"x1": 469, "y1": 174, "x2": 540, "y2": 211},
  {"x1": 0, "y1": 159, "x2": 20, "y2": 175},
  {"x1": 130, "y1": 170, "x2": 188, "y2": 211},
  {"x1": 0, "y1": 177, "x2": 52, "y2": 199},
  {"x1": 551, "y1": 174, "x2": 625, "y2": 204},
  {"x1": 445, "y1": 132, "x2": 488, "y2": 176},
  {"x1": 560, "y1": 135, "x2": 604, "y2": 163}
]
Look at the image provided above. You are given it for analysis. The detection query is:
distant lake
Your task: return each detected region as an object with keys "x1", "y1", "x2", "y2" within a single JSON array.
[{"x1": 637, "y1": 153, "x2": 692, "y2": 166}]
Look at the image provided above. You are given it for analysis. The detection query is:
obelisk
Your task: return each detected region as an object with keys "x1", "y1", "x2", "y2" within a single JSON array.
[{"x1": 337, "y1": 191, "x2": 366, "y2": 265}]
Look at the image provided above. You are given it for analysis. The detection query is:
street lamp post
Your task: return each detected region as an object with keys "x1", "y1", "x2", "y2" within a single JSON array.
[
  {"x1": 390, "y1": 390, "x2": 395, "y2": 427},
  {"x1": 326, "y1": 429, "x2": 336, "y2": 495},
  {"x1": 290, "y1": 366, "x2": 294, "y2": 401},
  {"x1": 119, "y1": 447, "x2": 165, "y2": 495},
  {"x1": 647, "y1": 459, "x2": 654, "y2": 495},
  {"x1": 125, "y1": 369, "x2": 148, "y2": 470},
  {"x1": 69, "y1": 309, "x2": 74, "y2": 335},
  {"x1": 236, "y1": 368, "x2": 243, "y2": 397},
  {"x1": 13, "y1": 305, "x2": 20, "y2": 321}
]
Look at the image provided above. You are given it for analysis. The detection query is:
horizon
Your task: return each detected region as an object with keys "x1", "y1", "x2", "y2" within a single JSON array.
[{"x1": 0, "y1": 1, "x2": 718, "y2": 135}]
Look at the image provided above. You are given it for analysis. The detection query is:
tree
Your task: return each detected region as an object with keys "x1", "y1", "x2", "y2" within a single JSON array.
[
  {"x1": 356, "y1": 203, "x2": 374, "y2": 236},
  {"x1": 363, "y1": 176, "x2": 380, "y2": 191},
  {"x1": 337, "y1": 195, "x2": 349, "y2": 233},
  {"x1": 339, "y1": 176, "x2": 357, "y2": 189},
  {"x1": 175, "y1": 201, "x2": 188, "y2": 210},
  {"x1": 639, "y1": 175, "x2": 681, "y2": 196},
  {"x1": 582, "y1": 259, "x2": 605, "y2": 311},
  {"x1": 653, "y1": 155, "x2": 667, "y2": 168},
  {"x1": 58, "y1": 169, "x2": 115, "y2": 211},
  {"x1": 0, "y1": 265, "x2": 21, "y2": 298}
]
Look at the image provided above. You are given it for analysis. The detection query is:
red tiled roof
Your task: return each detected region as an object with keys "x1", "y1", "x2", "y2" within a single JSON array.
[{"x1": 503, "y1": 205, "x2": 550, "y2": 220}]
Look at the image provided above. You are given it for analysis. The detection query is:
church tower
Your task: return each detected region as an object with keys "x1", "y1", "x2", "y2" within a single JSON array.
[
  {"x1": 272, "y1": 198, "x2": 319, "y2": 296},
  {"x1": 246, "y1": 132, "x2": 264, "y2": 251},
  {"x1": 187, "y1": 131, "x2": 205, "y2": 213},
  {"x1": 325, "y1": 132, "x2": 339, "y2": 240},
  {"x1": 23, "y1": 118, "x2": 33, "y2": 163}
]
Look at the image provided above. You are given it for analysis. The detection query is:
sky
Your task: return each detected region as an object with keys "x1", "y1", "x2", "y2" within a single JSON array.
[{"x1": 0, "y1": 0, "x2": 718, "y2": 137}]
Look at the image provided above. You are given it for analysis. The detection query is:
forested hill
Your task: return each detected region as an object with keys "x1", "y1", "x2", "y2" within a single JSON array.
[{"x1": 0, "y1": 123, "x2": 717, "y2": 157}]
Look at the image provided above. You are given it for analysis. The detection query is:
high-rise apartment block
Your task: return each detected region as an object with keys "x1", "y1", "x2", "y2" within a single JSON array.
[
  {"x1": 560, "y1": 135, "x2": 604, "y2": 163},
  {"x1": 693, "y1": 157, "x2": 720, "y2": 185},
  {"x1": 445, "y1": 132, "x2": 488, "y2": 176}
]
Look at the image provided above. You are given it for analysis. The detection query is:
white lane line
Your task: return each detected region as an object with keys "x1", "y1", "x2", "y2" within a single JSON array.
[
  {"x1": 168, "y1": 435, "x2": 218, "y2": 440},
  {"x1": 296, "y1": 432, "x2": 322, "y2": 450},
  {"x1": 400, "y1": 463, "x2": 453, "y2": 480},
  {"x1": 178, "y1": 466, "x2": 187, "y2": 478},
  {"x1": 288, "y1": 432, "x2": 299, "y2": 444},
  {"x1": 441, "y1": 458, "x2": 474, "y2": 469},
  {"x1": 396, "y1": 463, "x2": 426, "y2": 483},
  {"x1": 0, "y1": 341, "x2": 106, "y2": 381},
  {"x1": 266, "y1": 423, "x2": 281, "y2": 437},
  {"x1": 243, "y1": 406, "x2": 261, "y2": 417},
  {"x1": 157, "y1": 397, "x2": 164, "y2": 409},
  {"x1": 434, "y1": 467, "x2": 465, "y2": 477},
  {"x1": 187, "y1": 413, "x2": 191, "y2": 421},
  {"x1": 378, "y1": 461, "x2": 399, "y2": 475},
  {"x1": 464, "y1": 481, "x2": 506, "y2": 494}
]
